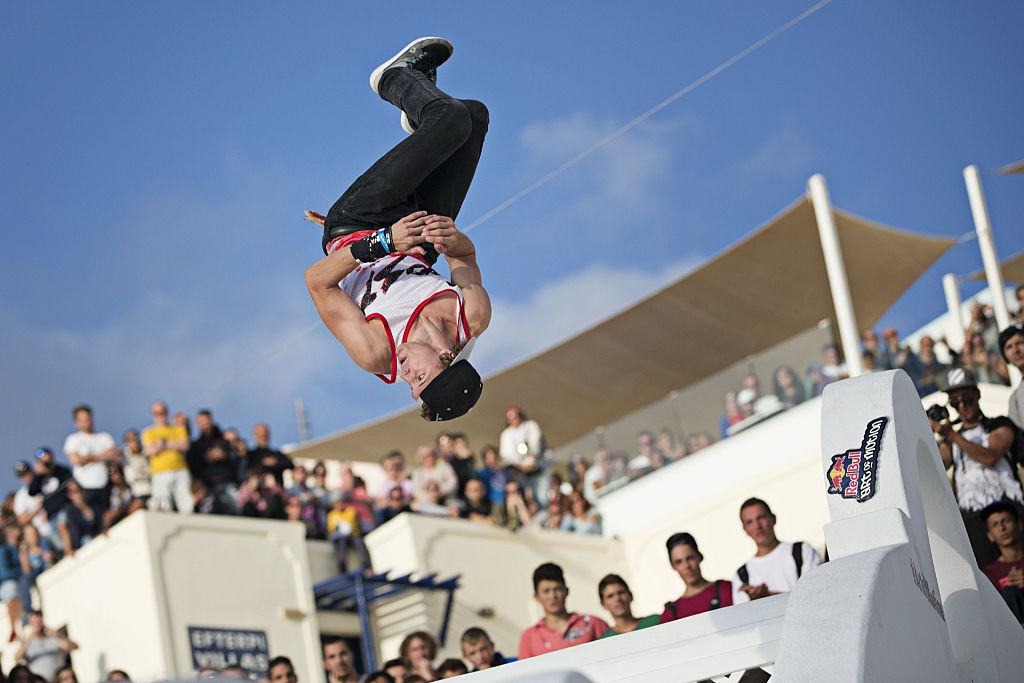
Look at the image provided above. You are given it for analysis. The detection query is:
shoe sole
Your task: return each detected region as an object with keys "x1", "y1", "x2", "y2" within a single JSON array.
[
  {"x1": 369, "y1": 36, "x2": 453, "y2": 95},
  {"x1": 400, "y1": 112, "x2": 415, "y2": 134}
]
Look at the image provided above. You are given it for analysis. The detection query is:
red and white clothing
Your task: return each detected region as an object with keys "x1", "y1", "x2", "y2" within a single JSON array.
[
  {"x1": 518, "y1": 612, "x2": 609, "y2": 660},
  {"x1": 338, "y1": 253, "x2": 470, "y2": 383}
]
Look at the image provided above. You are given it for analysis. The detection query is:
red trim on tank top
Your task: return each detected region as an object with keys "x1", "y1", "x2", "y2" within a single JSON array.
[{"x1": 367, "y1": 312, "x2": 397, "y2": 384}]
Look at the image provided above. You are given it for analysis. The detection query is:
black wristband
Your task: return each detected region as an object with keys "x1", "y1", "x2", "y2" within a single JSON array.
[{"x1": 350, "y1": 233, "x2": 389, "y2": 263}]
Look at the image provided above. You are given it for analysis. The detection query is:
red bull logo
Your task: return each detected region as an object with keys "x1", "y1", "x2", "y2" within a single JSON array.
[{"x1": 825, "y1": 416, "x2": 888, "y2": 502}]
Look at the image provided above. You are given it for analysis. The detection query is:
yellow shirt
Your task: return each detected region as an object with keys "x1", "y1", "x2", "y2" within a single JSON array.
[
  {"x1": 327, "y1": 506, "x2": 360, "y2": 536},
  {"x1": 141, "y1": 424, "x2": 188, "y2": 474}
]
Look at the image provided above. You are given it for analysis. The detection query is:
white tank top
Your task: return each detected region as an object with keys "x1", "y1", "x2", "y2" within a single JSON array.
[{"x1": 339, "y1": 253, "x2": 470, "y2": 383}]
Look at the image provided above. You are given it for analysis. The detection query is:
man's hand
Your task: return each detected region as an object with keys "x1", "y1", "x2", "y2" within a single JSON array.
[
  {"x1": 389, "y1": 211, "x2": 430, "y2": 254},
  {"x1": 740, "y1": 583, "x2": 773, "y2": 600},
  {"x1": 421, "y1": 215, "x2": 472, "y2": 256},
  {"x1": 929, "y1": 418, "x2": 953, "y2": 440},
  {"x1": 1007, "y1": 566, "x2": 1024, "y2": 589}
]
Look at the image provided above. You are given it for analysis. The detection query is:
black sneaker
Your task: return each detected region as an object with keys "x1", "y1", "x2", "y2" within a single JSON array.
[{"x1": 369, "y1": 36, "x2": 453, "y2": 96}]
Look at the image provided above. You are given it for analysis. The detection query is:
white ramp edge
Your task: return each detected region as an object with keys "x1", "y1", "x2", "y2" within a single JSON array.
[{"x1": 466, "y1": 370, "x2": 1024, "y2": 682}]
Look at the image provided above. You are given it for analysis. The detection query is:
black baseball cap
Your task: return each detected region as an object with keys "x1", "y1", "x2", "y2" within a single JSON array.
[{"x1": 418, "y1": 339, "x2": 483, "y2": 421}]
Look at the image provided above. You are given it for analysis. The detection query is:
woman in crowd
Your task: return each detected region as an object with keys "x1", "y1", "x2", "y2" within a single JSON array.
[
  {"x1": 103, "y1": 464, "x2": 135, "y2": 530},
  {"x1": 719, "y1": 391, "x2": 744, "y2": 438},
  {"x1": 285, "y1": 495, "x2": 324, "y2": 540},
  {"x1": 18, "y1": 524, "x2": 55, "y2": 612},
  {"x1": 57, "y1": 481, "x2": 103, "y2": 557},
  {"x1": 773, "y1": 366, "x2": 806, "y2": 408},
  {"x1": 961, "y1": 330, "x2": 1010, "y2": 386},
  {"x1": 399, "y1": 631, "x2": 439, "y2": 682},
  {"x1": 660, "y1": 532, "x2": 733, "y2": 622},
  {"x1": 560, "y1": 492, "x2": 601, "y2": 535}
]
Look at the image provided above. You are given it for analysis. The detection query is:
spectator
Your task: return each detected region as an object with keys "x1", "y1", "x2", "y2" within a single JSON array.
[
  {"x1": 223, "y1": 427, "x2": 248, "y2": 474},
  {"x1": 881, "y1": 327, "x2": 925, "y2": 390},
  {"x1": 63, "y1": 405, "x2": 120, "y2": 511},
  {"x1": 916, "y1": 335, "x2": 949, "y2": 396},
  {"x1": 186, "y1": 410, "x2": 223, "y2": 480},
  {"x1": 237, "y1": 471, "x2": 287, "y2": 519},
  {"x1": 411, "y1": 446, "x2": 458, "y2": 505},
  {"x1": 686, "y1": 432, "x2": 714, "y2": 454},
  {"x1": 772, "y1": 366, "x2": 805, "y2": 408},
  {"x1": 596, "y1": 574, "x2": 659, "y2": 638},
  {"x1": 14, "y1": 609, "x2": 78, "y2": 681},
  {"x1": 399, "y1": 631, "x2": 438, "y2": 682},
  {"x1": 285, "y1": 494, "x2": 323, "y2": 539},
  {"x1": 198, "y1": 442, "x2": 239, "y2": 505},
  {"x1": 519, "y1": 562, "x2": 608, "y2": 659},
  {"x1": 326, "y1": 493, "x2": 371, "y2": 574},
  {"x1": 191, "y1": 481, "x2": 232, "y2": 515},
  {"x1": 374, "y1": 451, "x2": 414, "y2": 510},
  {"x1": 930, "y1": 367, "x2": 1023, "y2": 566},
  {"x1": 529, "y1": 500, "x2": 565, "y2": 531},
  {"x1": 1, "y1": 524, "x2": 23, "y2": 641},
  {"x1": 18, "y1": 524, "x2": 55, "y2": 611},
  {"x1": 27, "y1": 448, "x2": 72, "y2": 553},
  {"x1": 627, "y1": 431, "x2": 658, "y2": 477},
  {"x1": 861, "y1": 350, "x2": 879, "y2": 373},
  {"x1": 861, "y1": 329, "x2": 887, "y2": 369},
  {"x1": 979, "y1": 502, "x2": 1024, "y2": 623},
  {"x1": 656, "y1": 429, "x2": 687, "y2": 461},
  {"x1": 411, "y1": 481, "x2": 452, "y2": 517},
  {"x1": 476, "y1": 445, "x2": 509, "y2": 507},
  {"x1": 121, "y1": 429, "x2": 151, "y2": 504},
  {"x1": 820, "y1": 343, "x2": 849, "y2": 381},
  {"x1": 142, "y1": 401, "x2": 193, "y2": 514},
  {"x1": 968, "y1": 302, "x2": 1000, "y2": 353},
  {"x1": 460, "y1": 627, "x2": 515, "y2": 671},
  {"x1": 12, "y1": 462, "x2": 44, "y2": 540},
  {"x1": 268, "y1": 656, "x2": 297, "y2": 683},
  {"x1": 381, "y1": 659, "x2": 407, "y2": 682},
  {"x1": 103, "y1": 464, "x2": 134, "y2": 530},
  {"x1": 582, "y1": 449, "x2": 611, "y2": 505},
  {"x1": 459, "y1": 478, "x2": 497, "y2": 525},
  {"x1": 804, "y1": 361, "x2": 835, "y2": 398},
  {"x1": 323, "y1": 637, "x2": 359, "y2": 683},
  {"x1": 719, "y1": 391, "x2": 744, "y2": 438},
  {"x1": 499, "y1": 481, "x2": 534, "y2": 531},
  {"x1": 962, "y1": 331, "x2": 1009, "y2": 386},
  {"x1": 249, "y1": 423, "x2": 294, "y2": 486},
  {"x1": 732, "y1": 497, "x2": 821, "y2": 604},
  {"x1": 221, "y1": 664, "x2": 249, "y2": 678},
  {"x1": 360, "y1": 673, "x2": 394, "y2": 683},
  {"x1": 660, "y1": 532, "x2": 733, "y2": 622},
  {"x1": 499, "y1": 406, "x2": 551, "y2": 506},
  {"x1": 6, "y1": 665, "x2": 35, "y2": 683},
  {"x1": 1016, "y1": 285, "x2": 1024, "y2": 325},
  {"x1": 560, "y1": 492, "x2": 601, "y2": 535},
  {"x1": 105, "y1": 671, "x2": 131, "y2": 682},
  {"x1": 57, "y1": 481, "x2": 103, "y2": 557},
  {"x1": 449, "y1": 433, "x2": 476, "y2": 500},
  {"x1": 379, "y1": 487, "x2": 412, "y2": 525},
  {"x1": 999, "y1": 325, "x2": 1024, "y2": 430},
  {"x1": 436, "y1": 659, "x2": 468, "y2": 678},
  {"x1": 197, "y1": 666, "x2": 221, "y2": 678},
  {"x1": 309, "y1": 461, "x2": 331, "y2": 516}
]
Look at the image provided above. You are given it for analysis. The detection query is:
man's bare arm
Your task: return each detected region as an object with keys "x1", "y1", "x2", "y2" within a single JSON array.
[
  {"x1": 305, "y1": 211, "x2": 434, "y2": 372},
  {"x1": 422, "y1": 216, "x2": 492, "y2": 336}
]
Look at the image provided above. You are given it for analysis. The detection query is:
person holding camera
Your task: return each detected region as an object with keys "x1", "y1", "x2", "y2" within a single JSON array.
[
  {"x1": 13, "y1": 609, "x2": 78, "y2": 683},
  {"x1": 929, "y1": 367, "x2": 1023, "y2": 566}
]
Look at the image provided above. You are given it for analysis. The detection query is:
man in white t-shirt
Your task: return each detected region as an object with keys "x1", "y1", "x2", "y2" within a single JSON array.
[
  {"x1": 12, "y1": 461, "x2": 45, "y2": 534},
  {"x1": 732, "y1": 497, "x2": 822, "y2": 604},
  {"x1": 63, "y1": 404, "x2": 121, "y2": 511}
]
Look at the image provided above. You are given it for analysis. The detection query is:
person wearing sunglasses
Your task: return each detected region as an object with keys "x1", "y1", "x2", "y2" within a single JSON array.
[{"x1": 929, "y1": 367, "x2": 1023, "y2": 567}]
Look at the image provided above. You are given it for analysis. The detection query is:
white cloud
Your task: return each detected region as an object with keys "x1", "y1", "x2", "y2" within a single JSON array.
[{"x1": 729, "y1": 122, "x2": 819, "y2": 190}]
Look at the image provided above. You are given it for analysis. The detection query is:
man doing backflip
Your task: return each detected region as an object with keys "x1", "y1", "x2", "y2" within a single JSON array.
[{"x1": 305, "y1": 37, "x2": 491, "y2": 421}]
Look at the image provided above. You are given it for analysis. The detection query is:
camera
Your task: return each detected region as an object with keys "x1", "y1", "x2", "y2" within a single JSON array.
[{"x1": 926, "y1": 404, "x2": 949, "y2": 422}]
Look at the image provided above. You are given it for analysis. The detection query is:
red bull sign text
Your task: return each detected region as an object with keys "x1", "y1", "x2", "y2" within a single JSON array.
[{"x1": 825, "y1": 416, "x2": 888, "y2": 502}]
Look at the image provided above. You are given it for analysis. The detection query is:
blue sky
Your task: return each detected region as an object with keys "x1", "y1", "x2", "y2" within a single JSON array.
[{"x1": 2, "y1": 1, "x2": 1022, "y2": 495}]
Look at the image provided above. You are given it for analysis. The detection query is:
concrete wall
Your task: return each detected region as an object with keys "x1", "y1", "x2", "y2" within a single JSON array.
[{"x1": 38, "y1": 512, "x2": 325, "y2": 683}]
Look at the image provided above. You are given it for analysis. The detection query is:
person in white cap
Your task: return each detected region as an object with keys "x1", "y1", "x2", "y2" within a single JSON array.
[
  {"x1": 305, "y1": 37, "x2": 490, "y2": 421},
  {"x1": 929, "y1": 366, "x2": 1023, "y2": 566}
]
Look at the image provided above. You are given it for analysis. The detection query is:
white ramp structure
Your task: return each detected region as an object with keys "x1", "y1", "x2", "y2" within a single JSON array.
[{"x1": 467, "y1": 370, "x2": 1024, "y2": 682}]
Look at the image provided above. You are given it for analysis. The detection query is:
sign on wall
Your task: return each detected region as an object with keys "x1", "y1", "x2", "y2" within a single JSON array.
[{"x1": 188, "y1": 626, "x2": 270, "y2": 675}]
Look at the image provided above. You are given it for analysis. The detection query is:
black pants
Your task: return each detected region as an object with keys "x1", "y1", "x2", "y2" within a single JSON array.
[{"x1": 323, "y1": 66, "x2": 489, "y2": 255}]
